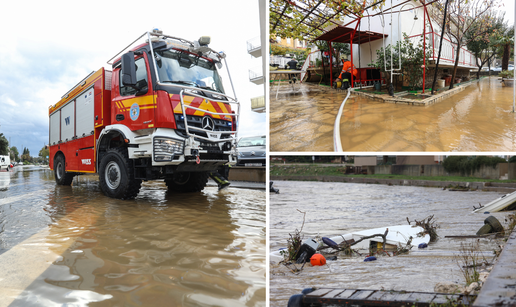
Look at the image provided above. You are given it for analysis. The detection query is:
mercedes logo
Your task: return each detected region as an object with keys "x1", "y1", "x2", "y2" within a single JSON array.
[{"x1": 202, "y1": 116, "x2": 214, "y2": 131}]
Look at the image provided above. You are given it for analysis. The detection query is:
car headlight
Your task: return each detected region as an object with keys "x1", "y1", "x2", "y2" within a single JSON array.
[{"x1": 154, "y1": 137, "x2": 184, "y2": 162}]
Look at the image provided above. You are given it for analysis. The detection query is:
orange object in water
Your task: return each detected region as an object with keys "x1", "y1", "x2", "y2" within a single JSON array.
[{"x1": 310, "y1": 253, "x2": 326, "y2": 266}]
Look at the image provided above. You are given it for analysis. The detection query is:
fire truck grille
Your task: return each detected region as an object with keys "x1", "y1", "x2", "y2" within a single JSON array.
[{"x1": 174, "y1": 114, "x2": 233, "y2": 140}]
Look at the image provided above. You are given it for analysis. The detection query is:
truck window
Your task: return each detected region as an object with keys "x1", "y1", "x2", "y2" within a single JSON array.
[
  {"x1": 156, "y1": 49, "x2": 225, "y2": 94},
  {"x1": 120, "y1": 57, "x2": 148, "y2": 96}
]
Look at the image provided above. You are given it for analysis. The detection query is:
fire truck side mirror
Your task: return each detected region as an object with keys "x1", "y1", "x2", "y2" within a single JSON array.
[{"x1": 121, "y1": 52, "x2": 137, "y2": 87}]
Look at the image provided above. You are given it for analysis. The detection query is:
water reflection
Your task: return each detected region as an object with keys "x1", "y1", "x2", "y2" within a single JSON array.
[
  {"x1": 0, "y1": 171, "x2": 10, "y2": 191},
  {"x1": 269, "y1": 181, "x2": 509, "y2": 307},
  {"x1": 2, "y1": 171, "x2": 265, "y2": 306},
  {"x1": 270, "y1": 77, "x2": 516, "y2": 151}
]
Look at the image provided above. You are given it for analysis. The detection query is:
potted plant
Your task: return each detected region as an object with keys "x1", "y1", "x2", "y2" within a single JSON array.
[{"x1": 499, "y1": 70, "x2": 514, "y2": 86}]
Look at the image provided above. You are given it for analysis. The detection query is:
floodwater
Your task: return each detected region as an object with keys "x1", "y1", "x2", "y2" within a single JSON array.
[
  {"x1": 270, "y1": 77, "x2": 516, "y2": 151},
  {"x1": 269, "y1": 180, "x2": 511, "y2": 307},
  {"x1": 0, "y1": 167, "x2": 265, "y2": 306}
]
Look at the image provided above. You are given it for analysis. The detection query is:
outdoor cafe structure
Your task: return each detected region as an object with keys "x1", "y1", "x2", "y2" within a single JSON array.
[{"x1": 271, "y1": 0, "x2": 479, "y2": 93}]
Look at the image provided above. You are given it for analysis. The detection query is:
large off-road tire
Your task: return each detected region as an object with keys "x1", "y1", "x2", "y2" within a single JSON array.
[
  {"x1": 165, "y1": 172, "x2": 209, "y2": 193},
  {"x1": 98, "y1": 148, "x2": 141, "y2": 199},
  {"x1": 287, "y1": 294, "x2": 304, "y2": 307},
  {"x1": 476, "y1": 224, "x2": 492, "y2": 236},
  {"x1": 54, "y1": 154, "x2": 75, "y2": 185},
  {"x1": 484, "y1": 216, "x2": 503, "y2": 233}
]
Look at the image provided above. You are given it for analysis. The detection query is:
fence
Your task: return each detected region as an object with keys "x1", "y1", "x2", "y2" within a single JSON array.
[{"x1": 361, "y1": 163, "x2": 516, "y2": 180}]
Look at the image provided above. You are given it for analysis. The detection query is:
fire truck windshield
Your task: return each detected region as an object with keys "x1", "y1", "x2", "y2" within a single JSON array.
[{"x1": 155, "y1": 49, "x2": 225, "y2": 94}]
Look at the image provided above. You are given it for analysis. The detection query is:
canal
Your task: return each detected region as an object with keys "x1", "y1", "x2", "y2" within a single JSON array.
[
  {"x1": 269, "y1": 180, "x2": 510, "y2": 307},
  {"x1": 0, "y1": 166, "x2": 266, "y2": 306},
  {"x1": 270, "y1": 77, "x2": 516, "y2": 152}
]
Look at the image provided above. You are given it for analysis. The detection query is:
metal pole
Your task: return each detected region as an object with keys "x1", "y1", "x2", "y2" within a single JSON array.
[
  {"x1": 422, "y1": 3, "x2": 426, "y2": 94},
  {"x1": 512, "y1": 4, "x2": 516, "y2": 113},
  {"x1": 329, "y1": 41, "x2": 334, "y2": 86}
]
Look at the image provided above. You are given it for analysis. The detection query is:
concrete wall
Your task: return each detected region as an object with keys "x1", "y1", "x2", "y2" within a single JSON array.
[
  {"x1": 424, "y1": 164, "x2": 448, "y2": 177},
  {"x1": 375, "y1": 165, "x2": 391, "y2": 175},
  {"x1": 229, "y1": 167, "x2": 265, "y2": 182},
  {"x1": 499, "y1": 163, "x2": 509, "y2": 176},
  {"x1": 508, "y1": 163, "x2": 516, "y2": 180},
  {"x1": 354, "y1": 156, "x2": 377, "y2": 167},
  {"x1": 368, "y1": 164, "x2": 505, "y2": 179},
  {"x1": 391, "y1": 165, "x2": 422, "y2": 177},
  {"x1": 465, "y1": 164, "x2": 502, "y2": 180}
]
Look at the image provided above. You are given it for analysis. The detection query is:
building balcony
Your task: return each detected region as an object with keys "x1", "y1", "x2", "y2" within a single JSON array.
[
  {"x1": 247, "y1": 36, "x2": 262, "y2": 58},
  {"x1": 251, "y1": 96, "x2": 265, "y2": 113},
  {"x1": 249, "y1": 67, "x2": 264, "y2": 85}
]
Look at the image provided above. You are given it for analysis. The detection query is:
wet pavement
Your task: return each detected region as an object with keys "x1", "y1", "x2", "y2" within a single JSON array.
[
  {"x1": 270, "y1": 77, "x2": 516, "y2": 152},
  {"x1": 269, "y1": 180, "x2": 511, "y2": 307},
  {"x1": 0, "y1": 166, "x2": 265, "y2": 306}
]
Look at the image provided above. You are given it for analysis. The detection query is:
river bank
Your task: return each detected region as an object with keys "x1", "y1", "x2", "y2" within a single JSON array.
[{"x1": 270, "y1": 162, "x2": 516, "y2": 193}]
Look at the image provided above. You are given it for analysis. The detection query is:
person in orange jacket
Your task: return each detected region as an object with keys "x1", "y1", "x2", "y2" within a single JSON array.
[{"x1": 336, "y1": 58, "x2": 358, "y2": 89}]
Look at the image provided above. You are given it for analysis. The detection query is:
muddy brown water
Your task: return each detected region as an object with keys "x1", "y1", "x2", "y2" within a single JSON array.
[
  {"x1": 270, "y1": 77, "x2": 516, "y2": 151},
  {"x1": 269, "y1": 180, "x2": 511, "y2": 307},
  {"x1": 0, "y1": 167, "x2": 265, "y2": 306}
]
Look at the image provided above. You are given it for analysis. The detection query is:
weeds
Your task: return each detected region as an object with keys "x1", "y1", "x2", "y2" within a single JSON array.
[
  {"x1": 455, "y1": 241, "x2": 488, "y2": 286},
  {"x1": 505, "y1": 214, "x2": 515, "y2": 233}
]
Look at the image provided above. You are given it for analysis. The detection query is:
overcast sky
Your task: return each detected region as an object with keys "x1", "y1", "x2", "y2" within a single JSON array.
[
  {"x1": 502, "y1": 0, "x2": 515, "y2": 25},
  {"x1": 0, "y1": 0, "x2": 264, "y2": 158}
]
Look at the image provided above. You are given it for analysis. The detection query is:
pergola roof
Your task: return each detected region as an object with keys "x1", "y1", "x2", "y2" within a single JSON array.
[{"x1": 314, "y1": 25, "x2": 387, "y2": 44}]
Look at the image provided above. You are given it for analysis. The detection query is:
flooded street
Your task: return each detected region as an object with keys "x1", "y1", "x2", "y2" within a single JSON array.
[
  {"x1": 0, "y1": 167, "x2": 266, "y2": 306},
  {"x1": 270, "y1": 77, "x2": 516, "y2": 151},
  {"x1": 269, "y1": 180, "x2": 510, "y2": 307}
]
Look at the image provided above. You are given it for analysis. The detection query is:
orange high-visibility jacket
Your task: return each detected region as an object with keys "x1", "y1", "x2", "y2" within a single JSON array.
[{"x1": 339, "y1": 60, "x2": 358, "y2": 79}]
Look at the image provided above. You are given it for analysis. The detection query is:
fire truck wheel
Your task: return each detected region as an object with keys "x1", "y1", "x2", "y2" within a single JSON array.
[
  {"x1": 54, "y1": 154, "x2": 74, "y2": 185},
  {"x1": 165, "y1": 172, "x2": 209, "y2": 193},
  {"x1": 98, "y1": 148, "x2": 141, "y2": 199}
]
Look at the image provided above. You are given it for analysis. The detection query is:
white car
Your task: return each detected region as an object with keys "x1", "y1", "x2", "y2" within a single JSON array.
[{"x1": 0, "y1": 155, "x2": 11, "y2": 171}]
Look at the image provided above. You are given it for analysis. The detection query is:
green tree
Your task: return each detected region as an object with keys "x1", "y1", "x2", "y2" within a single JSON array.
[
  {"x1": 492, "y1": 23, "x2": 514, "y2": 71},
  {"x1": 0, "y1": 133, "x2": 8, "y2": 155},
  {"x1": 21, "y1": 147, "x2": 31, "y2": 162},
  {"x1": 371, "y1": 33, "x2": 431, "y2": 91},
  {"x1": 466, "y1": 13, "x2": 504, "y2": 79},
  {"x1": 39, "y1": 146, "x2": 49, "y2": 164},
  {"x1": 10, "y1": 146, "x2": 19, "y2": 162}
]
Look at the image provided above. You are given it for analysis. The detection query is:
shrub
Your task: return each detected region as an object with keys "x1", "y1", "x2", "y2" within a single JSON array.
[
  {"x1": 499, "y1": 70, "x2": 514, "y2": 79},
  {"x1": 443, "y1": 156, "x2": 507, "y2": 174}
]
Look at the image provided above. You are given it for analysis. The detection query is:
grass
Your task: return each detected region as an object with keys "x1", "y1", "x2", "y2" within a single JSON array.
[
  {"x1": 455, "y1": 241, "x2": 486, "y2": 286},
  {"x1": 270, "y1": 164, "x2": 516, "y2": 183}
]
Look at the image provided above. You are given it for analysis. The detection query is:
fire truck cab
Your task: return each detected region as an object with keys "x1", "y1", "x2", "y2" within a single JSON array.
[{"x1": 49, "y1": 30, "x2": 239, "y2": 199}]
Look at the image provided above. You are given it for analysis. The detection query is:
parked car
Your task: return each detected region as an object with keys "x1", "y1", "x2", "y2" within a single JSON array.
[
  {"x1": 236, "y1": 135, "x2": 266, "y2": 166},
  {"x1": 0, "y1": 155, "x2": 11, "y2": 171}
]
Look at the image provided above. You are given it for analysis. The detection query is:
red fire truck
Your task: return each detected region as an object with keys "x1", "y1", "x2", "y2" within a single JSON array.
[{"x1": 49, "y1": 29, "x2": 239, "y2": 199}]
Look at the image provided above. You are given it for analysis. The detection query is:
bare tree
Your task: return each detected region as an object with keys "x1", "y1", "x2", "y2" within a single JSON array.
[{"x1": 429, "y1": 0, "x2": 499, "y2": 89}]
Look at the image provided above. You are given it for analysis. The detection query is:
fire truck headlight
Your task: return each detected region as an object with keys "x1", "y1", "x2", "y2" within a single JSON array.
[{"x1": 154, "y1": 137, "x2": 184, "y2": 162}]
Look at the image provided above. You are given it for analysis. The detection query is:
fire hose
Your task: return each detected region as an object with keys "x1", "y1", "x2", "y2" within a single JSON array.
[{"x1": 333, "y1": 89, "x2": 351, "y2": 152}]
